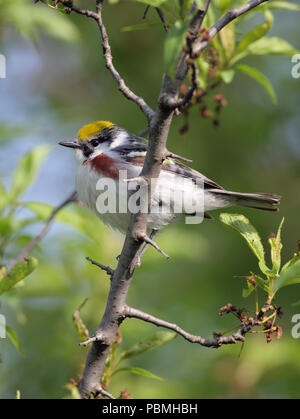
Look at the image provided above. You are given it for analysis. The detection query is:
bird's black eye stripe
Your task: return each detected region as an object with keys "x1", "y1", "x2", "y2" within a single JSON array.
[
  {"x1": 89, "y1": 128, "x2": 113, "y2": 147},
  {"x1": 91, "y1": 139, "x2": 100, "y2": 147}
]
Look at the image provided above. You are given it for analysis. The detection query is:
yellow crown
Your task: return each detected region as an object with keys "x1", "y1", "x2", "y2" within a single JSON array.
[{"x1": 77, "y1": 120, "x2": 113, "y2": 141}]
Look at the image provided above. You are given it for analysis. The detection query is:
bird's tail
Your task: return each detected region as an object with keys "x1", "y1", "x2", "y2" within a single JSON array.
[{"x1": 212, "y1": 190, "x2": 281, "y2": 212}]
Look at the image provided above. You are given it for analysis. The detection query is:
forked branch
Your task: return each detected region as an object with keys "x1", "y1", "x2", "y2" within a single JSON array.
[
  {"x1": 123, "y1": 302, "x2": 273, "y2": 348},
  {"x1": 64, "y1": 0, "x2": 154, "y2": 122}
]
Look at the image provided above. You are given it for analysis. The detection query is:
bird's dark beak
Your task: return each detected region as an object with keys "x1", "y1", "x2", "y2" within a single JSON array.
[{"x1": 59, "y1": 141, "x2": 81, "y2": 149}]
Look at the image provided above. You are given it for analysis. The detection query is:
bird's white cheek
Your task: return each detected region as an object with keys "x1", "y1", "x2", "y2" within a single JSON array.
[
  {"x1": 74, "y1": 149, "x2": 85, "y2": 164},
  {"x1": 76, "y1": 164, "x2": 98, "y2": 211}
]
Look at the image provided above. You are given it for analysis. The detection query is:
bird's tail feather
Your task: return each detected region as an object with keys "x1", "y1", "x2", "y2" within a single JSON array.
[{"x1": 212, "y1": 190, "x2": 281, "y2": 212}]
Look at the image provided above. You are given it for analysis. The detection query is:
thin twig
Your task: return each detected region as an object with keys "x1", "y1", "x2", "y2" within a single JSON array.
[
  {"x1": 136, "y1": 229, "x2": 158, "y2": 266},
  {"x1": 142, "y1": 5, "x2": 150, "y2": 20},
  {"x1": 165, "y1": 151, "x2": 193, "y2": 163},
  {"x1": 86, "y1": 257, "x2": 114, "y2": 276},
  {"x1": 8, "y1": 191, "x2": 77, "y2": 272},
  {"x1": 95, "y1": 385, "x2": 115, "y2": 400},
  {"x1": 64, "y1": 0, "x2": 154, "y2": 122},
  {"x1": 124, "y1": 301, "x2": 272, "y2": 348},
  {"x1": 166, "y1": 62, "x2": 199, "y2": 110},
  {"x1": 139, "y1": 233, "x2": 170, "y2": 259},
  {"x1": 155, "y1": 7, "x2": 169, "y2": 32},
  {"x1": 137, "y1": 127, "x2": 149, "y2": 138},
  {"x1": 193, "y1": 0, "x2": 269, "y2": 56}
]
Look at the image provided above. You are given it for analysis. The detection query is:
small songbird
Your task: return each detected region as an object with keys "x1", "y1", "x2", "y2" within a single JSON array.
[{"x1": 59, "y1": 120, "x2": 280, "y2": 233}]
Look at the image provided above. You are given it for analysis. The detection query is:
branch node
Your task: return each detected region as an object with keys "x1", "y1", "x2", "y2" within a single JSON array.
[
  {"x1": 79, "y1": 332, "x2": 107, "y2": 347},
  {"x1": 94, "y1": 385, "x2": 115, "y2": 400}
]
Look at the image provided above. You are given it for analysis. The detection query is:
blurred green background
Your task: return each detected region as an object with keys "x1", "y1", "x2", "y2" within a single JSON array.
[{"x1": 0, "y1": 0, "x2": 300, "y2": 399}]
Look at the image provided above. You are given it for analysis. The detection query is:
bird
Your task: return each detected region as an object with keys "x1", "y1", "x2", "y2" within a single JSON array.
[{"x1": 59, "y1": 120, "x2": 280, "y2": 234}]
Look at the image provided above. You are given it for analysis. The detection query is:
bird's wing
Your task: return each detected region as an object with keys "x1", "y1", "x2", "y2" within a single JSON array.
[
  {"x1": 116, "y1": 136, "x2": 223, "y2": 191},
  {"x1": 113, "y1": 135, "x2": 148, "y2": 157},
  {"x1": 160, "y1": 158, "x2": 224, "y2": 190}
]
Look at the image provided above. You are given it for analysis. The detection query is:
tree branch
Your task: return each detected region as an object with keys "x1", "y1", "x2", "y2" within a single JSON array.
[
  {"x1": 54, "y1": 0, "x2": 269, "y2": 398},
  {"x1": 124, "y1": 302, "x2": 272, "y2": 348},
  {"x1": 77, "y1": 3, "x2": 210, "y2": 397}
]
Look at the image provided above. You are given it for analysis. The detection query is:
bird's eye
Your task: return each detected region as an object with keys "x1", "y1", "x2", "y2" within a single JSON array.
[{"x1": 91, "y1": 139, "x2": 100, "y2": 147}]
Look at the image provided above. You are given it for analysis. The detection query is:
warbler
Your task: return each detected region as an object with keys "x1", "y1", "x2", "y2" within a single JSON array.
[{"x1": 59, "y1": 120, "x2": 280, "y2": 233}]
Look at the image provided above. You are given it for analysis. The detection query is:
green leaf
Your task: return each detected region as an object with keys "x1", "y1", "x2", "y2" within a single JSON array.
[
  {"x1": 14, "y1": 235, "x2": 36, "y2": 249},
  {"x1": 23, "y1": 201, "x2": 54, "y2": 220},
  {"x1": 0, "y1": 217, "x2": 18, "y2": 238},
  {"x1": 0, "y1": 257, "x2": 38, "y2": 295},
  {"x1": 215, "y1": 0, "x2": 236, "y2": 11},
  {"x1": 179, "y1": 0, "x2": 195, "y2": 20},
  {"x1": 0, "y1": 216, "x2": 42, "y2": 244},
  {"x1": 247, "y1": 37, "x2": 298, "y2": 56},
  {"x1": 272, "y1": 259, "x2": 300, "y2": 291},
  {"x1": 5, "y1": 325, "x2": 24, "y2": 355},
  {"x1": 102, "y1": 330, "x2": 122, "y2": 387},
  {"x1": 219, "y1": 22, "x2": 235, "y2": 61},
  {"x1": 33, "y1": 8, "x2": 80, "y2": 43},
  {"x1": 196, "y1": 58, "x2": 210, "y2": 89},
  {"x1": 1, "y1": 0, "x2": 80, "y2": 44},
  {"x1": 130, "y1": 0, "x2": 168, "y2": 7},
  {"x1": 242, "y1": 273, "x2": 270, "y2": 297},
  {"x1": 242, "y1": 281, "x2": 255, "y2": 298},
  {"x1": 118, "y1": 330, "x2": 177, "y2": 363},
  {"x1": 121, "y1": 23, "x2": 160, "y2": 32},
  {"x1": 236, "y1": 10, "x2": 273, "y2": 55},
  {"x1": 235, "y1": 64, "x2": 277, "y2": 104},
  {"x1": 0, "y1": 266, "x2": 7, "y2": 280},
  {"x1": 164, "y1": 20, "x2": 188, "y2": 78},
  {"x1": 63, "y1": 383, "x2": 81, "y2": 399},
  {"x1": 231, "y1": 36, "x2": 298, "y2": 66},
  {"x1": 10, "y1": 145, "x2": 51, "y2": 202},
  {"x1": 268, "y1": 218, "x2": 284, "y2": 274},
  {"x1": 268, "y1": 1, "x2": 300, "y2": 11},
  {"x1": 72, "y1": 299, "x2": 90, "y2": 343},
  {"x1": 204, "y1": 0, "x2": 216, "y2": 27},
  {"x1": 204, "y1": 3, "x2": 225, "y2": 63},
  {"x1": 281, "y1": 250, "x2": 300, "y2": 273},
  {"x1": 220, "y1": 213, "x2": 267, "y2": 266},
  {"x1": 219, "y1": 69, "x2": 235, "y2": 84},
  {"x1": 254, "y1": 274, "x2": 271, "y2": 293},
  {"x1": 113, "y1": 366, "x2": 163, "y2": 381},
  {"x1": 0, "y1": 180, "x2": 7, "y2": 212}
]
